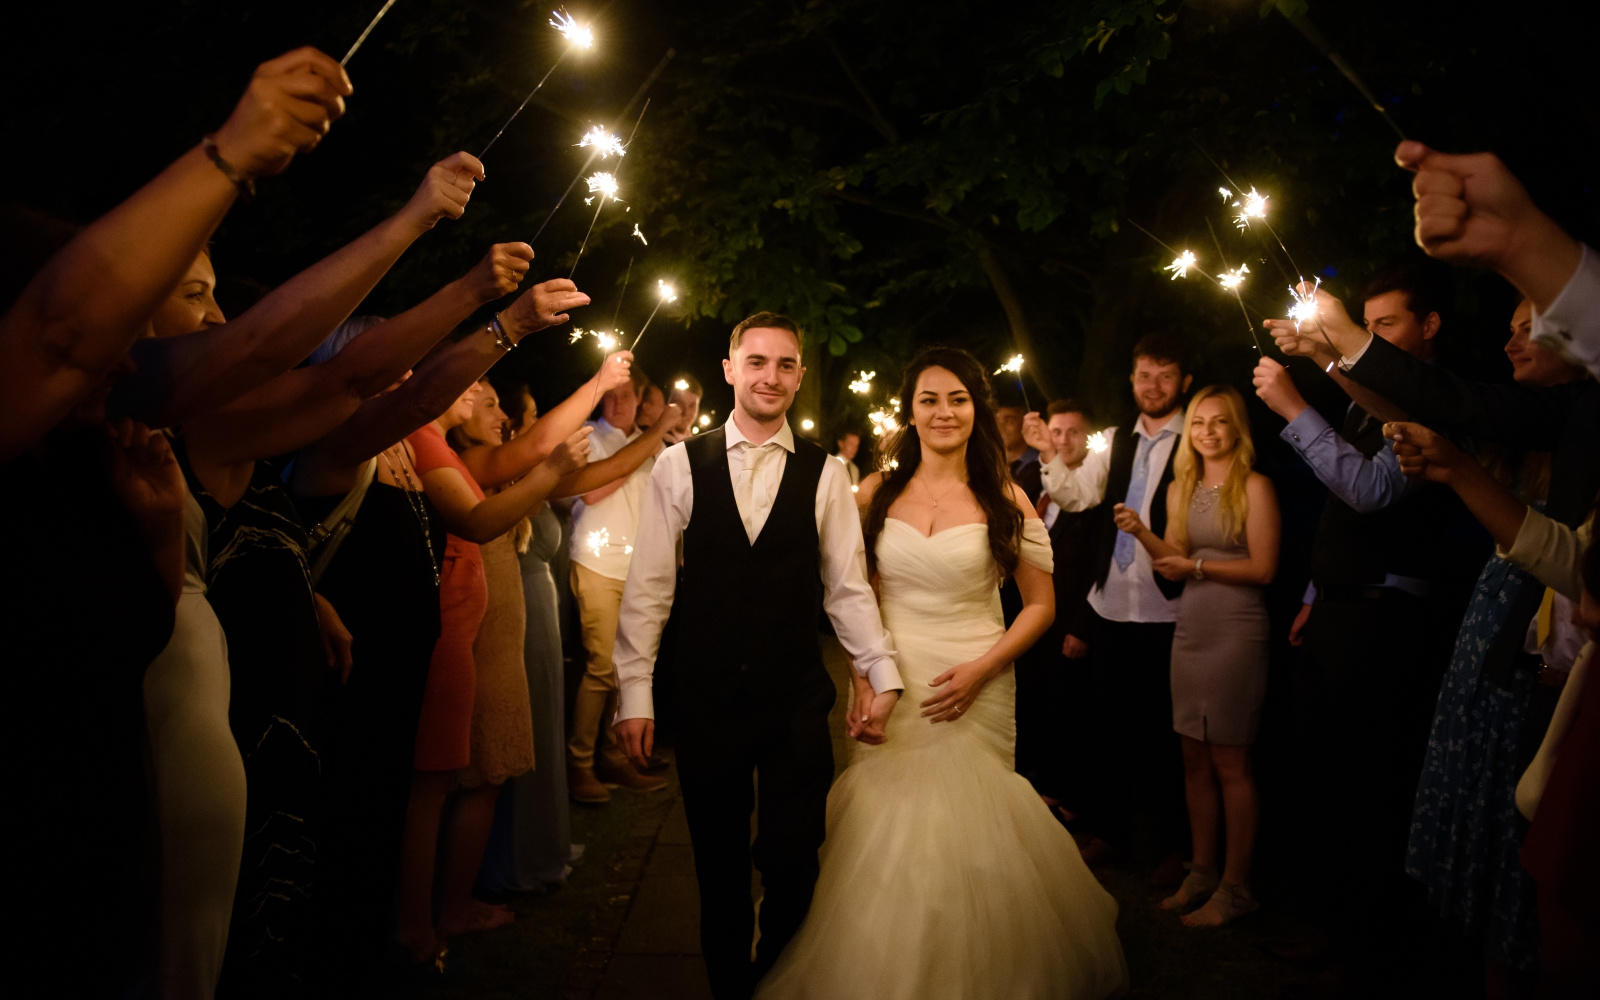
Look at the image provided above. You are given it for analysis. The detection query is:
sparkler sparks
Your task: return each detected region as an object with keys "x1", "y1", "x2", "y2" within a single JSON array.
[
  {"x1": 632, "y1": 224, "x2": 648, "y2": 245},
  {"x1": 586, "y1": 172, "x2": 620, "y2": 201},
  {"x1": 549, "y1": 9, "x2": 594, "y2": 50},
  {"x1": 1218, "y1": 263, "x2": 1250, "y2": 290},
  {"x1": 800, "y1": 418, "x2": 815, "y2": 432},
  {"x1": 848, "y1": 371, "x2": 877, "y2": 394},
  {"x1": 1165, "y1": 250, "x2": 1199, "y2": 280},
  {"x1": 673, "y1": 378, "x2": 690, "y2": 392},
  {"x1": 1086, "y1": 430, "x2": 1110, "y2": 455},
  {"x1": 585, "y1": 527, "x2": 610, "y2": 557},
  {"x1": 1232, "y1": 187, "x2": 1269, "y2": 231},
  {"x1": 569, "y1": 327, "x2": 620, "y2": 352},
  {"x1": 627, "y1": 280, "x2": 681, "y2": 352},
  {"x1": 655, "y1": 280, "x2": 678, "y2": 304},
  {"x1": 1288, "y1": 278, "x2": 1323, "y2": 328},
  {"x1": 576, "y1": 125, "x2": 625, "y2": 159},
  {"x1": 994, "y1": 354, "x2": 1025, "y2": 376},
  {"x1": 697, "y1": 414, "x2": 711, "y2": 428},
  {"x1": 867, "y1": 409, "x2": 900, "y2": 437}
]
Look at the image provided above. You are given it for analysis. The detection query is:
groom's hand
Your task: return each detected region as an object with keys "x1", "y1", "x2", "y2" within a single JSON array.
[
  {"x1": 851, "y1": 687, "x2": 900, "y2": 745},
  {"x1": 616, "y1": 717, "x2": 654, "y2": 771}
]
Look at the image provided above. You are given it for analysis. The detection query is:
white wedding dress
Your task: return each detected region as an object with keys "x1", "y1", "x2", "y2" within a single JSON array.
[{"x1": 757, "y1": 518, "x2": 1128, "y2": 1000}]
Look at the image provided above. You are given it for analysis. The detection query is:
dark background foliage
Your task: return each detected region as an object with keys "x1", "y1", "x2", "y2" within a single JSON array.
[{"x1": 6, "y1": 0, "x2": 1595, "y2": 431}]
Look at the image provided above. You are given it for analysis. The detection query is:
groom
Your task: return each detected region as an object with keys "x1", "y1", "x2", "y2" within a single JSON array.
[{"x1": 613, "y1": 312, "x2": 903, "y2": 998}]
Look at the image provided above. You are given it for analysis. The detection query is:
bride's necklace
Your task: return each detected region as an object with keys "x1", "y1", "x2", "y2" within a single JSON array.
[
  {"x1": 381, "y1": 444, "x2": 441, "y2": 588},
  {"x1": 915, "y1": 474, "x2": 968, "y2": 509}
]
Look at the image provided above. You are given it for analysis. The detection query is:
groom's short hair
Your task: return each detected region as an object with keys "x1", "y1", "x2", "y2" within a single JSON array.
[{"x1": 730, "y1": 311, "x2": 804, "y2": 358}]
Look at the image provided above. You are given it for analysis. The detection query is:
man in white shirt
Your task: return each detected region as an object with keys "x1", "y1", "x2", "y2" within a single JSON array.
[
  {"x1": 1027, "y1": 333, "x2": 1191, "y2": 868},
  {"x1": 567, "y1": 367, "x2": 668, "y2": 803},
  {"x1": 832, "y1": 429, "x2": 861, "y2": 486},
  {"x1": 613, "y1": 312, "x2": 901, "y2": 998}
]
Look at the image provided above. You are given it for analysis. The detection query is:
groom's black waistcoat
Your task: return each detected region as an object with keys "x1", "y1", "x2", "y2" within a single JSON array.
[{"x1": 673, "y1": 427, "x2": 832, "y2": 709}]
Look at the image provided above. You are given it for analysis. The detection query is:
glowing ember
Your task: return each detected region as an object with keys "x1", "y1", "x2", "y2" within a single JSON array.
[
  {"x1": 549, "y1": 9, "x2": 594, "y2": 49},
  {"x1": 1165, "y1": 250, "x2": 1198, "y2": 280},
  {"x1": 576, "y1": 125, "x2": 626, "y2": 159}
]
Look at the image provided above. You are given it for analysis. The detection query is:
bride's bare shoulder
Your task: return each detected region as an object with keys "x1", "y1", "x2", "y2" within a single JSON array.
[{"x1": 1007, "y1": 481, "x2": 1039, "y2": 519}]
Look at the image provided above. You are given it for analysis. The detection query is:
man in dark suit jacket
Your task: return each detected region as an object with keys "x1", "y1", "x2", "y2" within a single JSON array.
[
  {"x1": 1017, "y1": 399, "x2": 1104, "y2": 816},
  {"x1": 1037, "y1": 333, "x2": 1191, "y2": 864}
]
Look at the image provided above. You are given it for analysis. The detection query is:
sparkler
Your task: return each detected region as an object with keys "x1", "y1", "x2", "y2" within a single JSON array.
[
  {"x1": 800, "y1": 418, "x2": 816, "y2": 432},
  {"x1": 478, "y1": 8, "x2": 597, "y2": 160},
  {"x1": 848, "y1": 371, "x2": 877, "y2": 394},
  {"x1": 1275, "y1": 6, "x2": 1407, "y2": 141},
  {"x1": 1232, "y1": 188, "x2": 1269, "y2": 231},
  {"x1": 569, "y1": 172, "x2": 622, "y2": 279},
  {"x1": 632, "y1": 224, "x2": 649, "y2": 245},
  {"x1": 576, "y1": 125, "x2": 626, "y2": 160},
  {"x1": 627, "y1": 280, "x2": 679, "y2": 352},
  {"x1": 1205, "y1": 217, "x2": 1266, "y2": 354},
  {"x1": 1218, "y1": 263, "x2": 1250, "y2": 290},
  {"x1": 530, "y1": 98, "x2": 651, "y2": 248},
  {"x1": 585, "y1": 527, "x2": 610, "y2": 557},
  {"x1": 673, "y1": 378, "x2": 690, "y2": 392},
  {"x1": 697, "y1": 414, "x2": 712, "y2": 428},
  {"x1": 1288, "y1": 277, "x2": 1324, "y2": 329},
  {"x1": 1086, "y1": 430, "x2": 1110, "y2": 455},
  {"x1": 1165, "y1": 250, "x2": 1199, "y2": 280},
  {"x1": 867, "y1": 408, "x2": 900, "y2": 437},
  {"x1": 993, "y1": 354, "x2": 1032, "y2": 410},
  {"x1": 568, "y1": 327, "x2": 620, "y2": 352},
  {"x1": 341, "y1": 0, "x2": 399, "y2": 67}
]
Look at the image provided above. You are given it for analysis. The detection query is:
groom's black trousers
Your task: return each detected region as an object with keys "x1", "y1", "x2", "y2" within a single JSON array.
[{"x1": 673, "y1": 681, "x2": 835, "y2": 1000}]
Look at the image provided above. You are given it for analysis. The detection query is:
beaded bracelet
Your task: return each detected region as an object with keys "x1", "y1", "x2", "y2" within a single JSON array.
[
  {"x1": 201, "y1": 136, "x2": 255, "y2": 202},
  {"x1": 489, "y1": 313, "x2": 516, "y2": 352}
]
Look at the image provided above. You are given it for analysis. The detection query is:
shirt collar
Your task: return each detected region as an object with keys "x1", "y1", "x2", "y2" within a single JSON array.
[
  {"x1": 724, "y1": 414, "x2": 796, "y2": 454},
  {"x1": 1134, "y1": 410, "x2": 1183, "y2": 441}
]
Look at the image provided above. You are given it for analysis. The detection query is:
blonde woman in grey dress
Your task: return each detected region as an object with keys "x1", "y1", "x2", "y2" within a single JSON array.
[{"x1": 1113, "y1": 384, "x2": 1279, "y2": 927}]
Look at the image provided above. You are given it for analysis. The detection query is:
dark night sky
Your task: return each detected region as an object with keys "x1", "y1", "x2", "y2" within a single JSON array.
[{"x1": 5, "y1": 1, "x2": 1596, "y2": 430}]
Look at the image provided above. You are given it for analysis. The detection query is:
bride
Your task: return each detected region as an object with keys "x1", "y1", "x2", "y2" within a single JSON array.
[{"x1": 757, "y1": 347, "x2": 1127, "y2": 999}]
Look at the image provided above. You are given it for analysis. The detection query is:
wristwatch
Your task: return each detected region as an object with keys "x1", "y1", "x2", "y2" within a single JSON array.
[{"x1": 1192, "y1": 558, "x2": 1206, "y2": 581}]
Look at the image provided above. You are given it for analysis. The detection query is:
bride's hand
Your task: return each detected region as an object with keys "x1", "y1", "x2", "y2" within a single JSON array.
[
  {"x1": 849, "y1": 674, "x2": 899, "y2": 744},
  {"x1": 921, "y1": 660, "x2": 995, "y2": 723}
]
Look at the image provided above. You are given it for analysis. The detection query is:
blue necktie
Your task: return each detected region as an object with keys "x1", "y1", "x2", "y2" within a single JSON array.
[{"x1": 1113, "y1": 430, "x2": 1168, "y2": 571}]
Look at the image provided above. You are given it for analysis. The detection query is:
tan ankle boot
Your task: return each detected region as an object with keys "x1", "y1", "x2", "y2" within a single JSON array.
[
  {"x1": 595, "y1": 758, "x2": 668, "y2": 793},
  {"x1": 568, "y1": 764, "x2": 611, "y2": 804}
]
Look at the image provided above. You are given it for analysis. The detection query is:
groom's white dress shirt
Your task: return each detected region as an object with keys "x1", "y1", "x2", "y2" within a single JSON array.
[{"x1": 613, "y1": 416, "x2": 903, "y2": 722}]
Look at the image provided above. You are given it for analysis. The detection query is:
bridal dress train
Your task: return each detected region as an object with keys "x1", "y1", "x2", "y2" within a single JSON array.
[{"x1": 757, "y1": 518, "x2": 1128, "y2": 1000}]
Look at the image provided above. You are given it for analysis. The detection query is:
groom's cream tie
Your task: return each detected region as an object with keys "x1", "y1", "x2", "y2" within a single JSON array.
[{"x1": 734, "y1": 440, "x2": 779, "y2": 543}]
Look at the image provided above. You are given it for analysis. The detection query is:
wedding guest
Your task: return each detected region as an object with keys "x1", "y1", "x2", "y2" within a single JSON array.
[
  {"x1": 1039, "y1": 333, "x2": 1191, "y2": 871},
  {"x1": 1019, "y1": 400, "x2": 1102, "y2": 819},
  {"x1": 567, "y1": 371, "x2": 672, "y2": 804},
  {"x1": 1114, "y1": 385, "x2": 1279, "y2": 926},
  {"x1": 995, "y1": 402, "x2": 1043, "y2": 501},
  {"x1": 397, "y1": 379, "x2": 594, "y2": 966},
  {"x1": 832, "y1": 429, "x2": 862, "y2": 486}
]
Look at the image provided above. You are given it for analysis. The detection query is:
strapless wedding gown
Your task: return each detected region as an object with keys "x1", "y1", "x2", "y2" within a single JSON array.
[{"x1": 757, "y1": 519, "x2": 1128, "y2": 999}]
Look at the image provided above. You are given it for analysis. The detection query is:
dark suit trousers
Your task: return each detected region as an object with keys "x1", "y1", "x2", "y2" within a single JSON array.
[
  {"x1": 1083, "y1": 614, "x2": 1185, "y2": 852},
  {"x1": 673, "y1": 684, "x2": 834, "y2": 1000}
]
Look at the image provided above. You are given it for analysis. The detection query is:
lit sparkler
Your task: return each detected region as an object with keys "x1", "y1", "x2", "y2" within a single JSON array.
[
  {"x1": 341, "y1": 0, "x2": 400, "y2": 67},
  {"x1": 585, "y1": 527, "x2": 610, "y2": 557},
  {"x1": 1086, "y1": 430, "x2": 1110, "y2": 455},
  {"x1": 1165, "y1": 250, "x2": 1199, "y2": 280},
  {"x1": 867, "y1": 409, "x2": 900, "y2": 437},
  {"x1": 569, "y1": 172, "x2": 623, "y2": 280},
  {"x1": 1288, "y1": 278, "x2": 1324, "y2": 329},
  {"x1": 632, "y1": 223, "x2": 648, "y2": 245},
  {"x1": 576, "y1": 125, "x2": 625, "y2": 159},
  {"x1": 568, "y1": 327, "x2": 620, "y2": 352},
  {"x1": 697, "y1": 414, "x2": 711, "y2": 428},
  {"x1": 1218, "y1": 263, "x2": 1250, "y2": 290},
  {"x1": 673, "y1": 378, "x2": 690, "y2": 392},
  {"x1": 800, "y1": 418, "x2": 816, "y2": 432},
  {"x1": 848, "y1": 371, "x2": 876, "y2": 394},
  {"x1": 993, "y1": 354, "x2": 1032, "y2": 410},
  {"x1": 627, "y1": 280, "x2": 679, "y2": 352},
  {"x1": 477, "y1": 9, "x2": 598, "y2": 160},
  {"x1": 1232, "y1": 187, "x2": 1269, "y2": 231}
]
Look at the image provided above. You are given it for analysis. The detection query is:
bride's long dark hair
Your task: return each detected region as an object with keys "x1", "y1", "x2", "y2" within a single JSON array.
[{"x1": 863, "y1": 346, "x2": 1022, "y2": 577}]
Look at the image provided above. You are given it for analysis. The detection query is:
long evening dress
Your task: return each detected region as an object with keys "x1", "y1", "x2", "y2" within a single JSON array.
[{"x1": 756, "y1": 519, "x2": 1127, "y2": 1000}]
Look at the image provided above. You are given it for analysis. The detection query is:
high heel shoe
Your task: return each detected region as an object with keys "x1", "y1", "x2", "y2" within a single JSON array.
[{"x1": 1158, "y1": 863, "x2": 1219, "y2": 913}]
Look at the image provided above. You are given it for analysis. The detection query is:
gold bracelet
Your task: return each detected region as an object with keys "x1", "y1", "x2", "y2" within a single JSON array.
[{"x1": 201, "y1": 135, "x2": 255, "y2": 201}]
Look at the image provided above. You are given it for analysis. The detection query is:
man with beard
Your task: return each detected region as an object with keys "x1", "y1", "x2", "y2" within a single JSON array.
[{"x1": 1040, "y1": 333, "x2": 1191, "y2": 871}]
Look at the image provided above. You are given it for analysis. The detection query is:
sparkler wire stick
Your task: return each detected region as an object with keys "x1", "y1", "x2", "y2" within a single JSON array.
[
  {"x1": 628, "y1": 300, "x2": 668, "y2": 352},
  {"x1": 341, "y1": 0, "x2": 399, "y2": 67},
  {"x1": 530, "y1": 100, "x2": 652, "y2": 248},
  {"x1": 1206, "y1": 218, "x2": 1265, "y2": 354},
  {"x1": 478, "y1": 51, "x2": 573, "y2": 160},
  {"x1": 1275, "y1": 7, "x2": 1408, "y2": 141}
]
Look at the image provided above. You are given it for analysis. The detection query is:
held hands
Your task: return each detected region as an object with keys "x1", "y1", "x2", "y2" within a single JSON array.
[
  {"x1": 847, "y1": 672, "x2": 899, "y2": 743},
  {"x1": 1152, "y1": 555, "x2": 1196, "y2": 582},
  {"x1": 313, "y1": 593, "x2": 355, "y2": 683},
  {"x1": 213, "y1": 47, "x2": 352, "y2": 180},
  {"x1": 1020, "y1": 412, "x2": 1053, "y2": 460},
  {"x1": 501, "y1": 278, "x2": 591, "y2": 338},
  {"x1": 1384, "y1": 421, "x2": 1466, "y2": 484},
  {"x1": 1251, "y1": 356, "x2": 1308, "y2": 422},
  {"x1": 1061, "y1": 634, "x2": 1089, "y2": 659},
  {"x1": 543, "y1": 425, "x2": 593, "y2": 476},
  {"x1": 921, "y1": 660, "x2": 995, "y2": 723},
  {"x1": 464, "y1": 242, "x2": 534, "y2": 305},
  {"x1": 1111, "y1": 502, "x2": 1146, "y2": 537},
  {"x1": 616, "y1": 718, "x2": 654, "y2": 771},
  {"x1": 400, "y1": 152, "x2": 486, "y2": 233},
  {"x1": 1288, "y1": 602, "x2": 1312, "y2": 647}
]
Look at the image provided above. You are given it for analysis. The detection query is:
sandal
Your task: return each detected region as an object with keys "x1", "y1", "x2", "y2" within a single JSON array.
[
  {"x1": 1181, "y1": 881, "x2": 1259, "y2": 927},
  {"x1": 1158, "y1": 863, "x2": 1219, "y2": 912}
]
